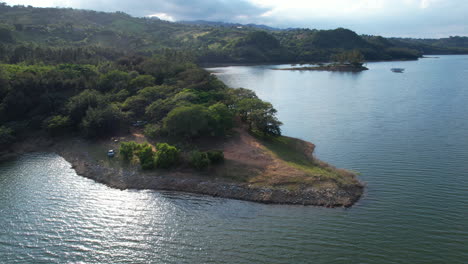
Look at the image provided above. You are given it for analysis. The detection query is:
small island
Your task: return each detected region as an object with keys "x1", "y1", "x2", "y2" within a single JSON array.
[
  {"x1": 277, "y1": 50, "x2": 369, "y2": 72},
  {"x1": 277, "y1": 64, "x2": 368, "y2": 72}
]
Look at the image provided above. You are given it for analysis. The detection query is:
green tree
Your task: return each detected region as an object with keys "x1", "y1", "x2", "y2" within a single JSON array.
[
  {"x1": 0, "y1": 67, "x2": 10, "y2": 101},
  {"x1": 163, "y1": 104, "x2": 212, "y2": 138},
  {"x1": 81, "y1": 105, "x2": 126, "y2": 138},
  {"x1": 154, "y1": 143, "x2": 179, "y2": 168},
  {"x1": 120, "y1": 141, "x2": 139, "y2": 161},
  {"x1": 189, "y1": 150, "x2": 211, "y2": 170},
  {"x1": 0, "y1": 24, "x2": 14, "y2": 43},
  {"x1": 43, "y1": 115, "x2": 71, "y2": 136},
  {"x1": 0, "y1": 126, "x2": 15, "y2": 147},
  {"x1": 237, "y1": 98, "x2": 282, "y2": 136},
  {"x1": 129, "y1": 75, "x2": 156, "y2": 93},
  {"x1": 136, "y1": 143, "x2": 154, "y2": 170},
  {"x1": 145, "y1": 99, "x2": 175, "y2": 122},
  {"x1": 67, "y1": 89, "x2": 105, "y2": 124},
  {"x1": 122, "y1": 95, "x2": 149, "y2": 117},
  {"x1": 99, "y1": 70, "x2": 130, "y2": 92},
  {"x1": 207, "y1": 150, "x2": 224, "y2": 164},
  {"x1": 208, "y1": 102, "x2": 234, "y2": 136},
  {"x1": 138, "y1": 85, "x2": 174, "y2": 101},
  {"x1": 248, "y1": 109, "x2": 282, "y2": 136}
]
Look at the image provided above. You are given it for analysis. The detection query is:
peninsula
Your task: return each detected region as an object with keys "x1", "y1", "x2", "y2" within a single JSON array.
[{"x1": 0, "y1": 57, "x2": 363, "y2": 207}]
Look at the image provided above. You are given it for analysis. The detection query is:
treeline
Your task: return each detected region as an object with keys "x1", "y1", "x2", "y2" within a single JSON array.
[
  {"x1": 0, "y1": 51, "x2": 282, "y2": 149},
  {"x1": 0, "y1": 44, "x2": 125, "y2": 64}
]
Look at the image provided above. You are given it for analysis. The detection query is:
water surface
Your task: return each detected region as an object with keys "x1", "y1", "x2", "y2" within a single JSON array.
[{"x1": 1, "y1": 56, "x2": 467, "y2": 263}]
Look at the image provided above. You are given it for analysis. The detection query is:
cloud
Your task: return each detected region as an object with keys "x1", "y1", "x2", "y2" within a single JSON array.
[
  {"x1": 147, "y1": 13, "x2": 175, "y2": 22},
  {"x1": 27, "y1": 0, "x2": 269, "y2": 21},
  {"x1": 2, "y1": 0, "x2": 467, "y2": 37}
]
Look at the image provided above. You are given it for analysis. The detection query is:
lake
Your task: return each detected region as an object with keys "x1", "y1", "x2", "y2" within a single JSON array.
[{"x1": 1, "y1": 55, "x2": 467, "y2": 263}]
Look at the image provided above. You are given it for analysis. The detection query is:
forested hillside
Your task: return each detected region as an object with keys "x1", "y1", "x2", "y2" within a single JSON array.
[{"x1": 1, "y1": 3, "x2": 466, "y2": 65}]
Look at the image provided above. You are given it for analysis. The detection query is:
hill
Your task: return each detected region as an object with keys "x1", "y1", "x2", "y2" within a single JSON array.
[{"x1": 1, "y1": 3, "x2": 466, "y2": 65}]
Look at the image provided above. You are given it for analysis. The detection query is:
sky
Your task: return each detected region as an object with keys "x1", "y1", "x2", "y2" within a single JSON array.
[{"x1": 2, "y1": 0, "x2": 467, "y2": 38}]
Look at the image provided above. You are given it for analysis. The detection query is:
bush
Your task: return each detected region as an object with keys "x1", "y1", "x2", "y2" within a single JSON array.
[
  {"x1": 81, "y1": 105, "x2": 126, "y2": 138},
  {"x1": 43, "y1": 115, "x2": 71, "y2": 136},
  {"x1": 0, "y1": 126, "x2": 15, "y2": 147},
  {"x1": 120, "y1": 141, "x2": 139, "y2": 161},
  {"x1": 207, "y1": 150, "x2": 224, "y2": 164},
  {"x1": 189, "y1": 150, "x2": 211, "y2": 170},
  {"x1": 136, "y1": 143, "x2": 154, "y2": 170},
  {"x1": 154, "y1": 143, "x2": 179, "y2": 169}
]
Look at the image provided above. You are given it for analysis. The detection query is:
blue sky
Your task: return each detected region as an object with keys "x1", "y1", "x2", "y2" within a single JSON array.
[{"x1": 3, "y1": 0, "x2": 467, "y2": 38}]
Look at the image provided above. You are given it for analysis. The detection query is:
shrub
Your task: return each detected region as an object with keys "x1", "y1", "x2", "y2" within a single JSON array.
[
  {"x1": 189, "y1": 150, "x2": 211, "y2": 170},
  {"x1": 43, "y1": 115, "x2": 71, "y2": 136},
  {"x1": 207, "y1": 150, "x2": 224, "y2": 164},
  {"x1": 154, "y1": 143, "x2": 179, "y2": 169},
  {"x1": 136, "y1": 143, "x2": 154, "y2": 170},
  {"x1": 120, "y1": 141, "x2": 139, "y2": 161}
]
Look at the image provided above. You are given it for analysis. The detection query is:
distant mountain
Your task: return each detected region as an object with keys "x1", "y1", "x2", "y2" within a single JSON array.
[
  {"x1": 178, "y1": 20, "x2": 283, "y2": 31},
  {"x1": 389, "y1": 36, "x2": 468, "y2": 54}
]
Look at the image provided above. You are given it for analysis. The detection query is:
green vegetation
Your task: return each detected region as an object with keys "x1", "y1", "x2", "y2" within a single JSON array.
[
  {"x1": 237, "y1": 98, "x2": 282, "y2": 136},
  {"x1": 206, "y1": 150, "x2": 224, "y2": 164},
  {"x1": 331, "y1": 50, "x2": 365, "y2": 66},
  {"x1": 154, "y1": 143, "x2": 179, "y2": 169},
  {"x1": 119, "y1": 141, "x2": 139, "y2": 161},
  {"x1": 0, "y1": 44, "x2": 284, "y2": 151},
  {"x1": 136, "y1": 143, "x2": 155, "y2": 170},
  {"x1": 119, "y1": 141, "x2": 221, "y2": 170},
  {"x1": 43, "y1": 115, "x2": 71, "y2": 136},
  {"x1": 189, "y1": 150, "x2": 211, "y2": 170},
  {"x1": 0, "y1": 126, "x2": 14, "y2": 147},
  {"x1": 189, "y1": 150, "x2": 225, "y2": 170},
  {"x1": 256, "y1": 134, "x2": 355, "y2": 186}
]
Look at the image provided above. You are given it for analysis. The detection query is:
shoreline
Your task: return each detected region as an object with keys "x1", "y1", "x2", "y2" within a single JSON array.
[
  {"x1": 201, "y1": 58, "x2": 422, "y2": 68},
  {"x1": 0, "y1": 133, "x2": 364, "y2": 208},
  {"x1": 275, "y1": 64, "x2": 369, "y2": 72}
]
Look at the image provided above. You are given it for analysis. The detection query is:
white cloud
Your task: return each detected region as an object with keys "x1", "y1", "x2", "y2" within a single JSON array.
[
  {"x1": 147, "y1": 13, "x2": 174, "y2": 22},
  {"x1": 419, "y1": 0, "x2": 441, "y2": 9},
  {"x1": 2, "y1": 0, "x2": 467, "y2": 37}
]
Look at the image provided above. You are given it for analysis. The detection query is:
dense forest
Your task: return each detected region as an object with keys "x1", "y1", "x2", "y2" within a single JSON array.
[
  {"x1": 1, "y1": 3, "x2": 467, "y2": 66},
  {"x1": 0, "y1": 49, "x2": 282, "y2": 152}
]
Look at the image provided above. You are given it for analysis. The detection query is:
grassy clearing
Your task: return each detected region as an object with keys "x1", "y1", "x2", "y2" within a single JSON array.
[{"x1": 255, "y1": 133, "x2": 356, "y2": 187}]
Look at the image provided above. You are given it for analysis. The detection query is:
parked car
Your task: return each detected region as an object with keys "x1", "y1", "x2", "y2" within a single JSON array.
[
  {"x1": 132, "y1": 120, "x2": 148, "y2": 127},
  {"x1": 107, "y1": 150, "x2": 115, "y2": 157}
]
